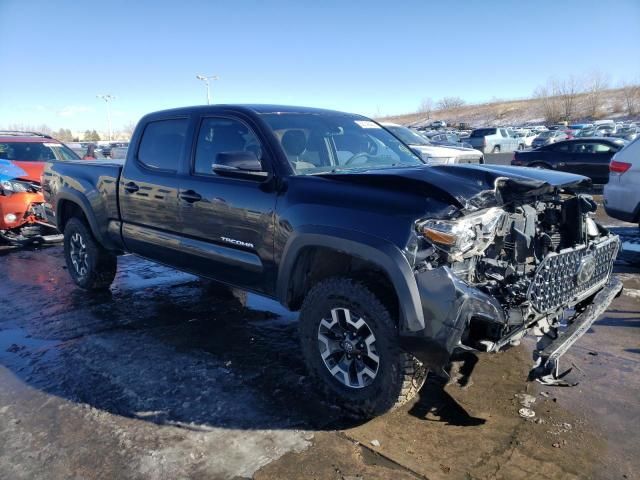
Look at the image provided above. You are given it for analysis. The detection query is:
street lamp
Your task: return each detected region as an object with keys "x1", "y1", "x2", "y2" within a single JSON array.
[
  {"x1": 96, "y1": 94, "x2": 116, "y2": 141},
  {"x1": 195, "y1": 74, "x2": 219, "y2": 105}
]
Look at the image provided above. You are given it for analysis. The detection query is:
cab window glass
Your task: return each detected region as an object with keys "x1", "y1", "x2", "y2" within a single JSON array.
[
  {"x1": 137, "y1": 118, "x2": 188, "y2": 171},
  {"x1": 194, "y1": 117, "x2": 262, "y2": 176}
]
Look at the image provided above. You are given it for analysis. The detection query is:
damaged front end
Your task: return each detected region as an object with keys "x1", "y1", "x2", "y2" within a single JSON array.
[
  {"x1": 401, "y1": 169, "x2": 622, "y2": 385},
  {"x1": 0, "y1": 161, "x2": 62, "y2": 245}
]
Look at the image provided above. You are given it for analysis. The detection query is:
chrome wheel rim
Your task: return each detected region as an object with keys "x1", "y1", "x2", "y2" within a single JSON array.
[
  {"x1": 317, "y1": 307, "x2": 380, "y2": 389},
  {"x1": 69, "y1": 232, "x2": 89, "y2": 277}
]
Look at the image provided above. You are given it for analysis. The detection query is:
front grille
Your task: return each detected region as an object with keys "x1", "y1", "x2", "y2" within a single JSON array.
[{"x1": 527, "y1": 235, "x2": 619, "y2": 313}]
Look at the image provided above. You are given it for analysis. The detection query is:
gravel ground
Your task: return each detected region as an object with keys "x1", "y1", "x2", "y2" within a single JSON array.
[{"x1": 0, "y1": 190, "x2": 638, "y2": 479}]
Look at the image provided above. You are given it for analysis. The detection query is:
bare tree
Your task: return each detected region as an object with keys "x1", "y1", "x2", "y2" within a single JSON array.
[
  {"x1": 533, "y1": 84, "x2": 561, "y2": 123},
  {"x1": 418, "y1": 98, "x2": 433, "y2": 119},
  {"x1": 556, "y1": 75, "x2": 581, "y2": 121},
  {"x1": 620, "y1": 80, "x2": 640, "y2": 116},
  {"x1": 437, "y1": 96, "x2": 465, "y2": 111},
  {"x1": 584, "y1": 71, "x2": 609, "y2": 119}
]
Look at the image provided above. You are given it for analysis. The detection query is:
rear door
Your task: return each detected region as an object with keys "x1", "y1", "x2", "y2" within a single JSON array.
[
  {"x1": 119, "y1": 116, "x2": 190, "y2": 264},
  {"x1": 177, "y1": 115, "x2": 278, "y2": 294},
  {"x1": 567, "y1": 141, "x2": 614, "y2": 183}
]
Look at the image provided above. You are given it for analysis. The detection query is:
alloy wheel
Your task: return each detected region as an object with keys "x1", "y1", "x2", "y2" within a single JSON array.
[
  {"x1": 317, "y1": 307, "x2": 380, "y2": 389},
  {"x1": 69, "y1": 232, "x2": 89, "y2": 277}
]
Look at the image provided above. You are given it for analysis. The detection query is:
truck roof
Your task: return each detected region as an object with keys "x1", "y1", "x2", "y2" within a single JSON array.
[{"x1": 141, "y1": 104, "x2": 362, "y2": 118}]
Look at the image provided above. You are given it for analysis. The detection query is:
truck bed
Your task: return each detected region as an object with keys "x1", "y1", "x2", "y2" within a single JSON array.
[{"x1": 42, "y1": 159, "x2": 124, "y2": 248}]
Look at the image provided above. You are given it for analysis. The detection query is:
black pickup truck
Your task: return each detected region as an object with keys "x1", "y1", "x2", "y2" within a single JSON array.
[{"x1": 43, "y1": 105, "x2": 622, "y2": 418}]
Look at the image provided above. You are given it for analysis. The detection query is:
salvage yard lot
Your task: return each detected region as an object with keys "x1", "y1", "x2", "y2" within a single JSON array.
[
  {"x1": 1, "y1": 245, "x2": 638, "y2": 480},
  {"x1": 0, "y1": 190, "x2": 638, "y2": 480}
]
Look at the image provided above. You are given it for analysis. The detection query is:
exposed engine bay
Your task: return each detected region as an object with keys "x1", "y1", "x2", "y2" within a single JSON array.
[{"x1": 409, "y1": 186, "x2": 620, "y2": 385}]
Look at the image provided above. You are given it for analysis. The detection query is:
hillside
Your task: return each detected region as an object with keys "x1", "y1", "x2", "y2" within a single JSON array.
[{"x1": 378, "y1": 87, "x2": 638, "y2": 128}]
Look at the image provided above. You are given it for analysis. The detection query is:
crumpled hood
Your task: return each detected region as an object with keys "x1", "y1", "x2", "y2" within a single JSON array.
[{"x1": 319, "y1": 164, "x2": 591, "y2": 210}]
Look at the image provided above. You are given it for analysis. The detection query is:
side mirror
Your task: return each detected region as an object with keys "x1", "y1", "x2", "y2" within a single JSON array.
[{"x1": 212, "y1": 151, "x2": 268, "y2": 179}]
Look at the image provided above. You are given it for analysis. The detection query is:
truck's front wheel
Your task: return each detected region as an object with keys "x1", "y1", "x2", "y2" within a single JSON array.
[
  {"x1": 298, "y1": 277, "x2": 426, "y2": 418},
  {"x1": 63, "y1": 217, "x2": 117, "y2": 291}
]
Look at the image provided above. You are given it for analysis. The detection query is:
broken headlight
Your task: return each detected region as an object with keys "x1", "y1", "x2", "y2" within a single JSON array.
[
  {"x1": 0, "y1": 180, "x2": 29, "y2": 195},
  {"x1": 417, "y1": 207, "x2": 505, "y2": 260}
]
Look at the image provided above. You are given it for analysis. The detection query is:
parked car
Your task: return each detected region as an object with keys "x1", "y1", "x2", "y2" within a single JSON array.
[
  {"x1": 604, "y1": 137, "x2": 640, "y2": 226},
  {"x1": 531, "y1": 130, "x2": 568, "y2": 148},
  {"x1": 515, "y1": 129, "x2": 538, "y2": 148},
  {"x1": 466, "y1": 127, "x2": 523, "y2": 153},
  {"x1": 381, "y1": 123, "x2": 483, "y2": 164},
  {"x1": 424, "y1": 132, "x2": 473, "y2": 149},
  {"x1": 511, "y1": 137, "x2": 626, "y2": 183},
  {"x1": 594, "y1": 124, "x2": 616, "y2": 137},
  {"x1": 430, "y1": 120, "x2": 447, "y2": 128},
  {"x1": 613, "y1": 126, "x2": 638, "y2": 141},
  {"x1": 43, "y1": 104, "x2": 621, "y2": 417},
  {"x1": 0, "y1": 131, "x2": 75, "y2": 244},
  {"x1": 575, "y1": 128, "x2": 597, "y2": 138}
]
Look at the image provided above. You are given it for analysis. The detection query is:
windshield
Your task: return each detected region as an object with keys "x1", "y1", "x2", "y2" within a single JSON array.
[
  {"x1": 0, "y1": 141, "x2": 80, "y2": 162},
  {"x1": 385, "y1": 125, "x2": 430, "y2": 146},
  {"x1": 261, "y1": 113, "x2": 424, "y2": 175},
  {"x1": 471, "y1": 128, "x2": 496, "y2": 137},
  {"x1": 537, "y1": 131, "x2": 553, "y2": 139}
]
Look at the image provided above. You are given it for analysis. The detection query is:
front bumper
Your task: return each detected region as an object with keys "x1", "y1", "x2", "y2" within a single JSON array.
[
  {"x1": 0, "y1": 192, "x2": 44, "y2": 230},
  {"x1": 400, "y1": 236, "x2": 621, "y2": 379},
  {"x1": 529, "y1": 277, "x2": 623, "y2": 383}
]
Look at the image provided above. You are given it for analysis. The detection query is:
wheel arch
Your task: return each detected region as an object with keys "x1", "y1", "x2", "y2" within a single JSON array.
[
  {"x1": 55, "y1": 191, "x2": 121, "y2": 251},
  {"x1": 276, "y1": 226, "x2": 425, "y2": 333}
]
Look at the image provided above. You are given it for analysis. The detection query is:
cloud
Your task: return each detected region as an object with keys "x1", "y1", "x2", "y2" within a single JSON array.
[{"x1": 57, "y1": 105, "x2": 93, "y2": 118}]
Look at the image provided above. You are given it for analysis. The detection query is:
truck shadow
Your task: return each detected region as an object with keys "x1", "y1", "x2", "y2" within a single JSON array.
[{"x1": 0, "y1": 248, "x2": 488, "y2": 433}]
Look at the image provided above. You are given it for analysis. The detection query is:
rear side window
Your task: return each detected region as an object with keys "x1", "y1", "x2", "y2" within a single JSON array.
[
  {"x1": 137, "y1": 118, "x2": 188, "y2": 171},
  {"x1": 471, "y1": 128, "x2": 496, "y2": 137}
]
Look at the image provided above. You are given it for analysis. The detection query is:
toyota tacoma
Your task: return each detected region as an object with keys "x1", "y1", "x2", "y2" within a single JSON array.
[{"x1": 43, "y1": 105, "x2": 622, "y2": 417}]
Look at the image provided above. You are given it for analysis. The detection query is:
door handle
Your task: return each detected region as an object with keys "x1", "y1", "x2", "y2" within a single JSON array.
[
  {"x1": 179, "y1": 190, "x2": 202, "y2": 203},
  {"x1": 124, "y1": 182, "x2": 139, "y2": 193}
]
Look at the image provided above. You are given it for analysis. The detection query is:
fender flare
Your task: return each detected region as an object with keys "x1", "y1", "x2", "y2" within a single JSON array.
[
  {"x1": 276, "y1": 225, "x2": 425, "y2": 333},
  {"x1": 55, "y1": 190, "x2": 119, "y2": 251}
]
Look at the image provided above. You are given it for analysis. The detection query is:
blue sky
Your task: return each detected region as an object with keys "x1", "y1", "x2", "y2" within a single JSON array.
[{"x1": 1, "y1": 0, "x2": 639, "y2": 132}]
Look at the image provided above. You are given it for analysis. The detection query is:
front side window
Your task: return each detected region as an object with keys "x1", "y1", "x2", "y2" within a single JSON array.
[
  {"x1": 0, "y1": 141, "x2": 79, "y2": 161},
  {"x1": 137, "y1": 118, "x2": 188, "y2": 171},
  {"x1": 193, "y1": 117, "x2": 263, "y2": 175},
  {"x1": 549, "y1": 142, "x2": 570, "y2": 152},
  {"x1": 261, "y1": 114, "x2": 423, "y2": 175}
]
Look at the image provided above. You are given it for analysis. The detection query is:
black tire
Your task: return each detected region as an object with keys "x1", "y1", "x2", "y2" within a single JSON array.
[
  {"x1": 63, "y1": 217, "x2": 117, "y2": 290},
  {"x1": 518, "y1": 143, "x2": 525, "y2": 150},
  {"x1": 298, "y1": 277, "x2": 427, "y2": 418},
  {"x1": 492, "y1": 145, "x2": 501, "y2": 153}
]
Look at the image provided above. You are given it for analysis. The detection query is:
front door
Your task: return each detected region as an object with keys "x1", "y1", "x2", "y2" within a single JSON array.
[
  {"x1": 178, "y1": 115, "x2": 277, "y2": 294},
  {"x1": 119, "y1": 117, "x2": 189, "y2": 265}
]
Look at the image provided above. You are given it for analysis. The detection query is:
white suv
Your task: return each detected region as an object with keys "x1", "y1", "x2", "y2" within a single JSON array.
[{"x1": 604, "y1": 137, "x2": 640, "y2": 226}]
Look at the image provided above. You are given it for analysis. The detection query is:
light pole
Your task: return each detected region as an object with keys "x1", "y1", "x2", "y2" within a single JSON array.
[
  {"x1": 97, "y1": 94, "x2": 116, "y2": 141},
  {"x1": 196, "y1": 74, "x2": 219, "y2": 105}
]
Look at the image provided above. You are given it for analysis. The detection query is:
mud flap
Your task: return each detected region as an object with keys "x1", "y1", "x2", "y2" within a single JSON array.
[{"x1": 529, "y1": 277, "x2": 623, "y2": 386}]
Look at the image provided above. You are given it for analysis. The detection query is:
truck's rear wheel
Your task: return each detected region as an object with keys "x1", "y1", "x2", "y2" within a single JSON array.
[
  {"x1": 298, "y1": 277, "x2": 427, "y2": 418},
  {"x1": 63, "y1": 217, "x2": 117, "y2": 290}
]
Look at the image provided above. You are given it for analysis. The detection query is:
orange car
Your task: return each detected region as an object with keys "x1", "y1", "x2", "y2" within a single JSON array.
[{"x1": 0, "y1": 131, "x2": 79, "y2": 245}]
